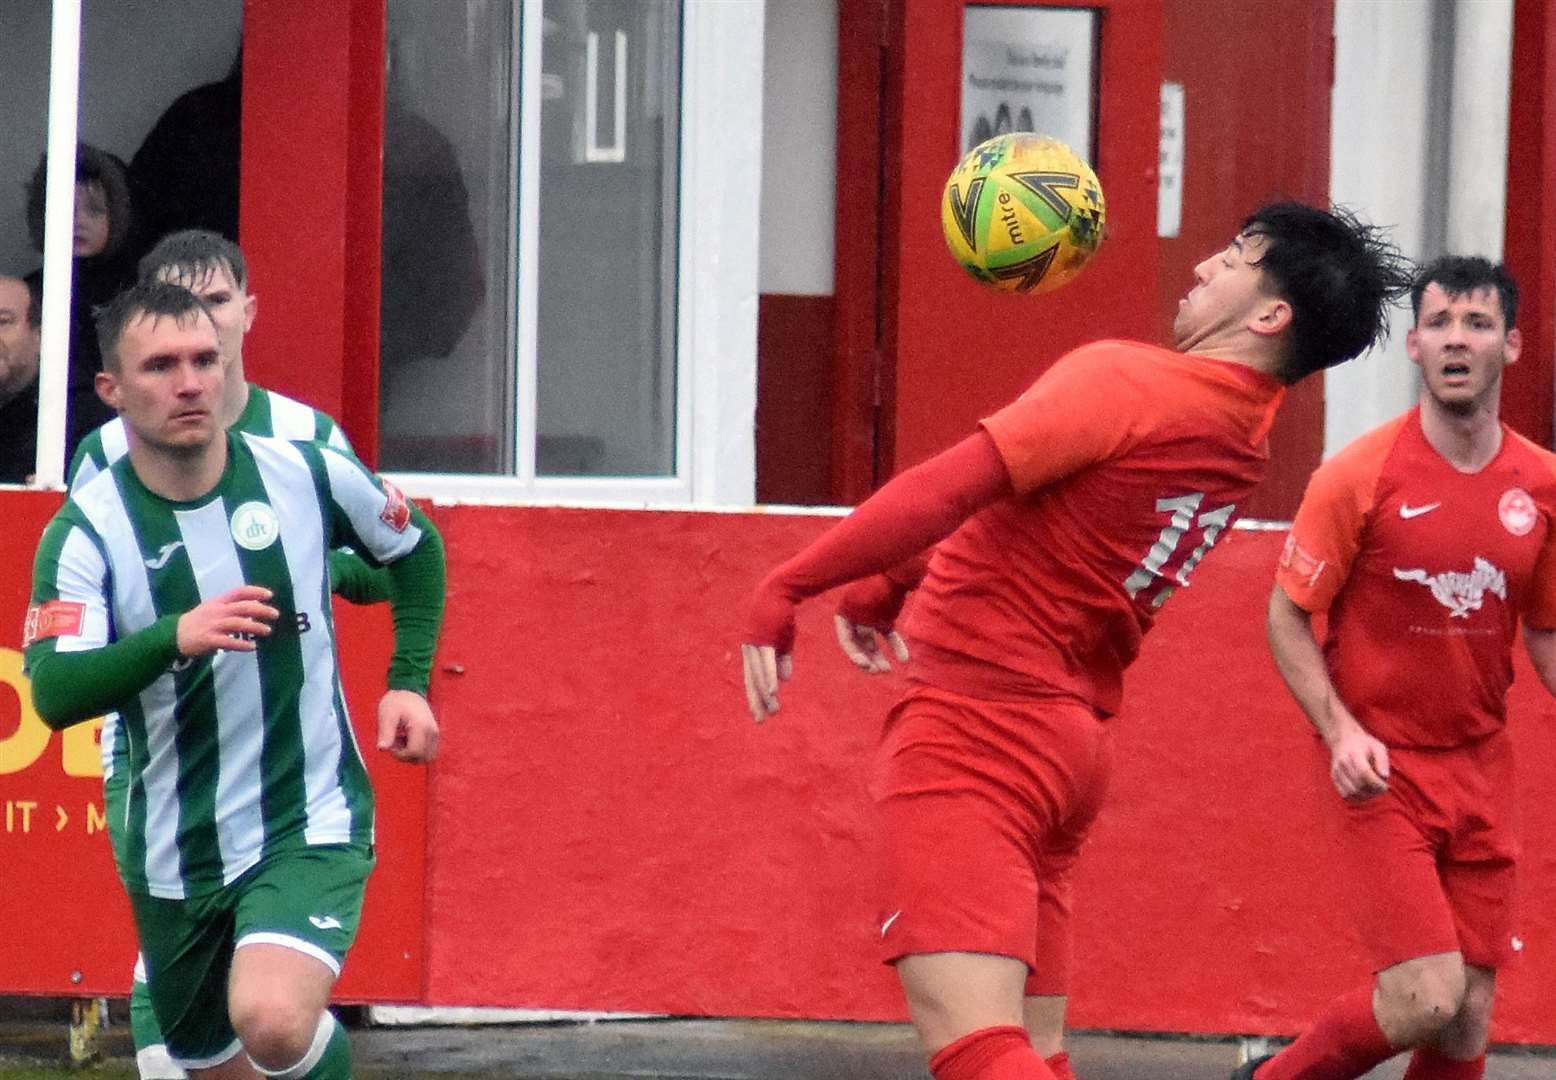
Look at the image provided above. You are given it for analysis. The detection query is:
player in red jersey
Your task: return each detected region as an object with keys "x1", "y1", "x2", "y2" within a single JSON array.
[
  {"x1": 741, "y1": 202, "x2": 1410, "y2": 1080},
  {"x1": 1235, "y1": 257, "x2": 1556, "y2": 1080}
]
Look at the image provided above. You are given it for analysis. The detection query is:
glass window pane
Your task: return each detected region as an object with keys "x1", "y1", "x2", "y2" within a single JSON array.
[
  {"x1": 380, "y1": 0, "x2": 514, "y2": 474},
  {"x1": 1, "y1": 1, "x2": 245, "y2": 484},
  {"x1": 535, "y1": 0, "x2": 680, "y2": 477}
]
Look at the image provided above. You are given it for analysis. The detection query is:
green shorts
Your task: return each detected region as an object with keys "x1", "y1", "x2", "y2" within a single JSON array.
[{"x1": 128, "y1": 843, "x2": 374, "y2": 1068}]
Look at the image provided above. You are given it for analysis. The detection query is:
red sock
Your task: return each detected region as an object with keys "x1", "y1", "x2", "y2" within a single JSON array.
[
  {"x1": 929, "y1": 1026, "x2": 1057, "y2": 1080},
  {"x1": 1401, "y1": 1046, "x2": 1485, "y2": 1080},
  {"x1": 1045, "y1": 1050, "x2": 1077, "y2": 1080},
  {"x1": 1256, "y1": 987, "x2": 1396, "y2": 1080}
]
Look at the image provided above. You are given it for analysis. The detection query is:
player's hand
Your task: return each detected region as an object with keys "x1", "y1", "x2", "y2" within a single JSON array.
[
  {"x1": 833, "y1": 613, "x2": 909, "y2": 674},
  {"x1": 1326, "y1": 718, "x2": 1389, "y2": 802},
  {"x1": 175, "y1": 586, "x2": 278, "y2": 657},
  {"x1": 377, "y1": 689, "x2": 439, "y2": 762},
  {"x1": 741, "y1": 643, "x2": 793, "y2": 723}
]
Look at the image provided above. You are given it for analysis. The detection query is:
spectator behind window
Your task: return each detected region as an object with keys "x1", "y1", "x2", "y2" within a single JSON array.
[
  {"x1": 130, "y1": 49, "x2": 243, "y2": 243},
  {"x1": 23, "y1": 142, "x2": 140, "y2": 460},
  {"x1": 0, "y1": 273, "x2": 43, "y2": 483}
]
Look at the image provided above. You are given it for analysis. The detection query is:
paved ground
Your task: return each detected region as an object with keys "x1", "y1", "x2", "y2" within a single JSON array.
[{"x1": 3, "y1": 1004, "x2": 1554, "y2": 1078}]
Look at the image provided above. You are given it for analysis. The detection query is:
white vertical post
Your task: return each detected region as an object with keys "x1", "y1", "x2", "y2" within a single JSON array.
[
  {"x1": 514, "y1": 0, "x2": 542, "y2": 483},
  {"x1": 1445, "y1": 0, "x2": 1513, "y2": 258},
  {"x1": 1326, "y1": 0, "x2": 1434, "y2": 456},
  {"x1": 35, "y1": 0, "x2": 83, "y2": 490}
]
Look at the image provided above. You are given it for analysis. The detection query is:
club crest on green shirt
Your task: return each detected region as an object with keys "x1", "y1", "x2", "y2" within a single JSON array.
[{"x1": 230, "y1": 502, "x2": 281, "y2": 551}]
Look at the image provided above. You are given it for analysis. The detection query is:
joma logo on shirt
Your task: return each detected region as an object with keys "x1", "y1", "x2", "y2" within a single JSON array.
[{"x1": 1392, "y1": 557, "x2": 1507, "y2": 618}]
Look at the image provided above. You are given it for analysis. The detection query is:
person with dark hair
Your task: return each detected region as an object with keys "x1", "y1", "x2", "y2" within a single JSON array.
[
  {"x1": 25, "y1": 280, "x2": 446, "y2": 1080},
  {"x1": 1236, "y1": 256, "x2": 1553, "y2": 1080},
  {"x1": 23, "y1": 141, "x2": 141, "y2": 460},
  {"x1": 739, "y1": 201, "x2": 1412, "y2": 1080},
  {"x1": 0, "y1": 274, "x2": 43, "y2": 483}
]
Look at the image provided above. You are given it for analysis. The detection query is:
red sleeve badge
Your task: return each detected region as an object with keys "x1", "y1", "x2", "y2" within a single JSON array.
[
  {"x1": 1278, "y1": 534, "x2": 1327, "y2": 591},
  {"x1": 22, "y1": 600, "x2": 86, "y2": 648},
  {"x1": 379, "y1": 479, "x2": 412, "y2": 533}
]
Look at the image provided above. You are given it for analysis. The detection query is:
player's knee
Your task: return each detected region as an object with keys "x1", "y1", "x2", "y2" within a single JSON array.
[
  {"x1": 1380, "y1": 959, "x2": 1467, "y2": 1036},
  {"x1": 230, "y1": 993, "x2": 319, "y2": 1070},
  {"x1": 1436, "y1": 970, "x2": 1496, "y2": 1058}
]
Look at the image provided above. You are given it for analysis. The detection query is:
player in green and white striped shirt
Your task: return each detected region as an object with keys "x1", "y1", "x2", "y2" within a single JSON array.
[
  {"x1": 75, "y1": 232, "x2": 348, "y2": 496},
  {"x1": 27, "y1": 282, "x2": 443, "y2": 1080},
  {"x1": 68, "y1": 231, "x2": 390, "y2": 1079}
]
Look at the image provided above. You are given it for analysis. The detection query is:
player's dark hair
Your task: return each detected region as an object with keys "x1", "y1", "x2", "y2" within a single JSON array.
[
  {"x1": 1410, "y1": 255, "x2": 1519, "y2": 331},
  {"x1": 138, "y1": 229, "x2": 249, "y2": 292},
  {"x1": 24, "y1": 143, "x2": 134, "y2": 258},
  {"x1": 95, "y1": 282, "x2": 213, "y2": 373},
  {"x1": 1241, "y1": 202, "x2": 1414, "y2": 384}
]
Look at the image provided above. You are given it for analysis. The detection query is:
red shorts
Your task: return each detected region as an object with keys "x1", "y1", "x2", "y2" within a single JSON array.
[
  {"x1": 1327, "y1": 730, "x2": 1520, "y2": 971},
  {"x1": 872, "y1": 685, "x2": 1112, "y2": 996}
]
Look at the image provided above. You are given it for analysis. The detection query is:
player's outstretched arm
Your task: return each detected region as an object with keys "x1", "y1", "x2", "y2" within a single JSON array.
[
  {"x1": 742, "y1": 431, "x2": 1011, "y2": 721},
  {"x1": 1266, "y1": 585, "x2": 1388, "y2": 801}
]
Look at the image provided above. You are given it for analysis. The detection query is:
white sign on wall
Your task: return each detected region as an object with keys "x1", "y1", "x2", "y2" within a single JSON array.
[
  {"x1": 959, "y1": 5, "x2": 1097, "y2": 158},
  {"x1": 1158, "y1": 81, "x2": 1185, "y2": 238}
]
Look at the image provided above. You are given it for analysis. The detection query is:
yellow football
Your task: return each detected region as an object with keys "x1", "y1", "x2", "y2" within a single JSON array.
[{"x1": 941, "y1": 133, "x2": 1106, "y2": 294}]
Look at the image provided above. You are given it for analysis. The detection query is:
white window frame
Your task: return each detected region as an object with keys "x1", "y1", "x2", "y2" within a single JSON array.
[
  {"x1": 17, "y1": 0, "x2": 83, "y2": 492},
  {"x1": 387, "y1": 0, "x2": 762, "y2": 510}
]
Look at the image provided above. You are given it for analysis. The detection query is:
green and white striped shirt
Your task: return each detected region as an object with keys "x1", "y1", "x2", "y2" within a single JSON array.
[
  {"x1": 28, "y1": 433, "x2": 424, "y2": 899},
  {"x1": 69, "y1": 383, "x2": 351, "y2": 493}
]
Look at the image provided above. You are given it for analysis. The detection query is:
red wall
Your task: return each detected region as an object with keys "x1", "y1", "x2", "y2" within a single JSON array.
[
  {"x1": 414, "y1": 507, "x2": 1556, "y2": 1041},
  {"x1": 6, "y1": 496, "x2": 1556, "y2": 1040}
]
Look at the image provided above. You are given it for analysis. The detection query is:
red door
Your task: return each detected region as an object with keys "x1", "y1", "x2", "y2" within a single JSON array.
[
  {"x1": 835, "y1": 0, "x2": 1163, "y2": 500},
  {"x1": 835, "y1": 0, "x2": 1334, "y2": 518}
]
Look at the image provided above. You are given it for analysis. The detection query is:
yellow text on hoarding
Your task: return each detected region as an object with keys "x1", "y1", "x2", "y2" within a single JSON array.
[{"x1": 0, "y1": 648, "x2": 103, "y2": 778}]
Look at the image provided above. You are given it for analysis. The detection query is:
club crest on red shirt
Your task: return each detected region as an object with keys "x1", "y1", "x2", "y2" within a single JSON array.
[
  {"x1": 22, "y1": 600, "x2": 86, "y2": 647},
  {"x1": 1499, "y1": 487, "x2": 1536, "y2": 537},
  {"x1": 379, "y1": 480, "x2": 412, "y2": 533}
]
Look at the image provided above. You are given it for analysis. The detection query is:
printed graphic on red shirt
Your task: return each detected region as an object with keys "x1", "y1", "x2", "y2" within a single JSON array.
[
  {"x1": 23, "y1": 600, "x2": 85, "y2": 647},
  {"x1": 1391, "y1": 558, "x2": 1507, "y2": 619},
  {"x1": 379, "y1": 480, "x2": 411, "y2": 533}
]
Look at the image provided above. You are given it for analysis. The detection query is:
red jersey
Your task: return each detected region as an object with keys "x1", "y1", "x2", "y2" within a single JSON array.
[
  {"x1": 1277, "y1": 408, "x2": 1556, "y2": 748},
  {"x1": 905, "y1": 339, "x2": 1285, "y2": 713}
]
